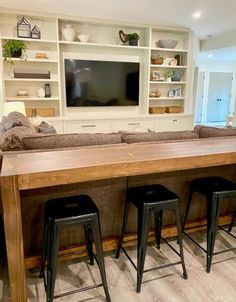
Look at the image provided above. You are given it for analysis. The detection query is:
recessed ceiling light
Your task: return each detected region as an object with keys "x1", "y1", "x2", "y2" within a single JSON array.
[
  {"x1": 192, "y1": 11, "x2": 202, "y2": 19},
  {"x1": 208, "y1": 54, "x2": 213, "y2": 58}
]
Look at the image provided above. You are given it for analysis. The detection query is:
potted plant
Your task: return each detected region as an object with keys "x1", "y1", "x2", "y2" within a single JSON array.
[
  {"x1": 166, "y1": 71, "x2": 174, "y2": 82},
  {"x1": 127, "y1": 32, "x2": 139, "y2": 46},
  {"x1": 3, "y1": 40, "x2": 26, "y2": 63}
]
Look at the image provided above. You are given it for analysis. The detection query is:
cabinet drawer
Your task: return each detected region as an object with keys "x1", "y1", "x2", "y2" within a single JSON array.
[
  {"x1": 64, "y1": 120, "x2": 112, "y2": 133},
  {"x1": 50, "y1": 121, "x2": 64, "y2": 134},
  {"x1": 112, "y1": 119, "x2": 155, "y2": 132},
  {"x1": 155, "y1": 116, "x2": 194, "y2": 131}
]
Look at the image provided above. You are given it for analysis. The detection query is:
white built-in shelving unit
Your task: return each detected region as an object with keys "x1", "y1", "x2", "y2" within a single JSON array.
[{"x1": 0, "y1": 10, "x2": 195, "y2": 132}]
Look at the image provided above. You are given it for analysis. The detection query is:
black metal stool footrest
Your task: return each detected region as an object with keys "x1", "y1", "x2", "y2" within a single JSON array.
[{"x1": 53, "y1": 283, "x2": 104, "y2": 300}]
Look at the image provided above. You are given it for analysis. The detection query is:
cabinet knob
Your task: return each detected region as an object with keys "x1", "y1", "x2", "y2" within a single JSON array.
[
  {"x1": 128, "y1": 122, "x2": 141, "y2": 126},
  {"x1": 172, "y1": 119, "x2": 178, "y2": 122}
]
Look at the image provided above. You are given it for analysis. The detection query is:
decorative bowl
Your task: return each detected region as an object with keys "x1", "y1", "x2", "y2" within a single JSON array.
[
  {"x1": 78, "y1": 35, "x2": 90, "y2": 42},
  {"x1": 156, "y1": 39, "x2": 178, "y2": 49}
]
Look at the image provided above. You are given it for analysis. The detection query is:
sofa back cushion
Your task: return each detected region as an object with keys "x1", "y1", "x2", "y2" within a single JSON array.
[
  {"x1": 21, "y1": 133, "x2": 123, "y2": 150},
  {"x1": 122, "y1": 130, "x2": 199, "y2": 144},
  {"x1": 0, "y1": 126, "x2": 37, "y2": 151},
  {"x1": 195, "y1": 125, "x2": 236, "y2": 138}
]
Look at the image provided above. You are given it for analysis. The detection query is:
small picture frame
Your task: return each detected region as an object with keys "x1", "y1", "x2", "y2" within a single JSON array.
[
  {"x1": 17, "y1": 17, "x2": 31, "y2": 38},
  {"x1": 168, "y1": 89, "x2": 174, "y2": 97},
  {"x1": 152, "y1": 70, "x2": 161, "y2": 81},
  {"x1": 173, "y1": 87, "x2": 182, "y2": 97}
]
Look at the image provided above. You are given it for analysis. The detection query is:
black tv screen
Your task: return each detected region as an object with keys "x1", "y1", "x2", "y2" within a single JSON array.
[{"x1": 65, "y1": 59, "x2": 140, "y2": 107}]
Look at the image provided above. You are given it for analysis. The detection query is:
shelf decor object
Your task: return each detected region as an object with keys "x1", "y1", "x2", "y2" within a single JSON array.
[
  {"x1": 166, "y1": 106, "x2": 183, "y2": 113},
  {"x1": 14, "y1": 70, "x2": 50, "y2": 79},
  {"x1": 3, "y1": 40, "x2": 26, "y2": 63},
  {"x1": 31, "y1": 25, "x2": 41, "y2": 39},
  {"x1": 118, "y1": 30, "x2": 139, "y2": 46},
  {"x1": 149, "y1": 107, "x2": 166, "y2": 114},
  {"x1": 61, "y1": 24, "x2": 76, "y2": 41},
  {"x1": 17, "y1": 17, "x2": 31, "y2": 38},
  {"x1": 45, "y1": 84, "x2": 51, "y2": 97}
]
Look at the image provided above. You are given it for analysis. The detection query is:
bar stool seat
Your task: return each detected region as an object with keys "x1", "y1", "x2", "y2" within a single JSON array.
[
  {"x1": 183, "y1": 176, "x2": 236, "y2": 273},
  {"x1": 40, "y1": 195, "x2": 110, "y2": 302},
  {"x1": 115, "y1": 184, "x2": 188, "y2": 293}
]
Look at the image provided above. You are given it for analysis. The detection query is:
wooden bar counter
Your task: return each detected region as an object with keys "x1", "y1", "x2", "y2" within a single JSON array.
[{"x1": 2, "y1": 137, "x2": 236, "y2": 301}]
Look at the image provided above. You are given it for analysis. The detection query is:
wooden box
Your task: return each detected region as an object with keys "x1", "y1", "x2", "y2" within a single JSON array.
[
  {"x1": 149, "y1": 107, "x2": 166, "y2": 114},
  {"x1": 166, "y1": 106, "x2": 183, "y2": 113}
]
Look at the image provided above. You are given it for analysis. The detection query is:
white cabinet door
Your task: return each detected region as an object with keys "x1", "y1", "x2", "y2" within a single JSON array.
[
  {"x1": 112, "y1": 119, "x2": 155, "y2": 132},
  {"x1": 50, "y1": 121, "x2": 64, "y2": 134},
  {"x1": 207, "y1": 72, "x2": 232, "y2": 122},
  {"x1": 64, "y1": 120, "x2": 112, "y2": 133},
  {"x1": 155, "y1": 116, "x2": 194, "y2": 131}
]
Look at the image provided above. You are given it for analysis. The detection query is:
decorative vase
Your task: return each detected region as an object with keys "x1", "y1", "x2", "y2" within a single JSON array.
[
  {"x1": 45, "y1": 84, "x2": 51, "y2": 98},
  {"x1": 61, "y1": 24, "x2": 76, "y2": 41}
]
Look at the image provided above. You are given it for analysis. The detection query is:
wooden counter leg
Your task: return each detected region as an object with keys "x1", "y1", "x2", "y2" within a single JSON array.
[{"x1": 1, "y1": 176, "x2": 27, "y2": 302}]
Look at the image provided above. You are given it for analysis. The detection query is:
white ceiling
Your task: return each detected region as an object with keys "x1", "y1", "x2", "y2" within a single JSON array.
[{"x1": 1, "y1": 0, "x2": 236, "y2": 39}]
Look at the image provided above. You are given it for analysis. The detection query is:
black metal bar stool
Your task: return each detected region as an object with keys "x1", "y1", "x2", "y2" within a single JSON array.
[
  {"x1": 39, "y1": 195, "x2": 111, "y2": 302},
  {"x1": 182, "y1": 176, "x2": 236, "y2": 273},
  {"x1": 115, "y1": 184, "x2": 188, "y2": 293},
  {"x1": 229, "y1": 209, "x2": 236, "y2": 232}
]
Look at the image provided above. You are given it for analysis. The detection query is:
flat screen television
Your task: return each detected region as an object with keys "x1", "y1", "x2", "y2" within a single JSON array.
[{"x1": 65, "y1": 59, "x2": 140, "y2": 107}]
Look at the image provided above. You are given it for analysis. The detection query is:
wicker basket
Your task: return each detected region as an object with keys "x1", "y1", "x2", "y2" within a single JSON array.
[
  {"x1": 149, "y1": 107, "x2": 166, "y2": 114},
  {"x1": 166, "y1": 106, "x2": 183, "y2": 113},
  {"x1": 151, "y1": 57, "x2": 163, "y2": 65},
  {"x1": 26, "y1": 107, "x2": 55, "y2": 117}
]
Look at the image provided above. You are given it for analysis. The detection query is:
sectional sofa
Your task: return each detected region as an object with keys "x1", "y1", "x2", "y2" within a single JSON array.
[{"x1": 1, "y1": 112, "x2": 236, "y2": 266}]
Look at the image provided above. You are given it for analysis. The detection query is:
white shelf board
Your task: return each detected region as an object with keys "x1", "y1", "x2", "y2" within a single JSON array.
[
  {"x1": 6, "y1": 97, "x2": 60, "y2": 101},
  {"x1": 4, "y1": 78, "x2": 58, "y2": 82},
  {"x1": 149, "y1": 97, "x2": 185, "y2": 100},
  {"x1": 1, "y1": 36, "x2": 57, "y2": 43},
  {"x1": 3, "y1": 57, "x2": 58, "y2": 63},
  {"x1": 150, "y1": 81, "x2": 187, "y2": 84},
  {"x1": 59, "y1": 40, "x2": 149, "y2": 50},
  {"x1": 150, "y1": 65, "x2": 187, "y2": 69},
  {"x1": 151, "y1": 47, "x2": 188, "y2": 53}
]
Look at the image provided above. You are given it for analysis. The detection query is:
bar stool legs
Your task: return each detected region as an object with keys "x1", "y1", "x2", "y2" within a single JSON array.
[
  {"x1": 91, "y1": 215, "x2": 111, "y2": 302},
  {"x1": 228, "y1": 210, "x2": 236, "y2": 232},
  {"x1": 116, "y1": 184, "x2": 188, "y2": 293},
  {"x1": 40, "y1": 195, "x2": 111, "y2": 302},
  {"x1": 137, "y1": 208, "x2": 149, "y2": 293}
]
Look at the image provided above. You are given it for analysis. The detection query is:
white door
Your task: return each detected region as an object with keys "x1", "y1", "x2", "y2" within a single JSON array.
[
  {"x1": 207, "y1": 72, "x2": 232, "y2": 122},
  {"x1": 195, "y1": 71, "x2": 205, "y2": 123}
]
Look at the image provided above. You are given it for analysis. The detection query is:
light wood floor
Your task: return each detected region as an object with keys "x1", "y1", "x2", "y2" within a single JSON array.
[{"x1": 1, "y1": 227, "x2": 236, "y2": 302}]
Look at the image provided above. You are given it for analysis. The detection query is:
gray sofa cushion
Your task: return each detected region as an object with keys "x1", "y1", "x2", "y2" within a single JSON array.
[
  {"x1": 0, "y1": 126, "x2": 37, "y2": 151},
  {"x1": 122, "y1": 131, "x2": 199, "y2": 144},
  {"x1": 4, "y1": 111, "x2": 35, "y2": 132},
  {"x1": 21, "y1": 133, "x2": 123, "y2": 150},
  {"x1": 196, "y1": 125, "x2": 236, "y2": 138},
  {"x1": 36, "y1": 121, "x2": 57, "y2": 134},
  {"x1": 0, "y1": 116, "x2": 7, "y2": 136}
]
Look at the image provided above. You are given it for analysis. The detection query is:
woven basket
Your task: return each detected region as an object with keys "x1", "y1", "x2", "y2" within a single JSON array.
[
  {"x1": 149, "y1": 107, "x2": 166, "y2": 114},
  {"x1": 151, "y1": 57, "x2": 163, "y2": 65},
  {"x1": 26, "y1": 108, "x2": 55, "y2": 117},
  {"x1": 166, "y1": 106, "x2": 183, "y2": 113}
]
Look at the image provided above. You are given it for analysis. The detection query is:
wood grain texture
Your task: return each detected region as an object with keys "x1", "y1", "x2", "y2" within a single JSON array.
[
  {"x1": 1, "y1": 176, "x2": 27, "y2": 302},
  {"x1": 2, "y1": 137, "x2": 236, "y2": 190}
]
